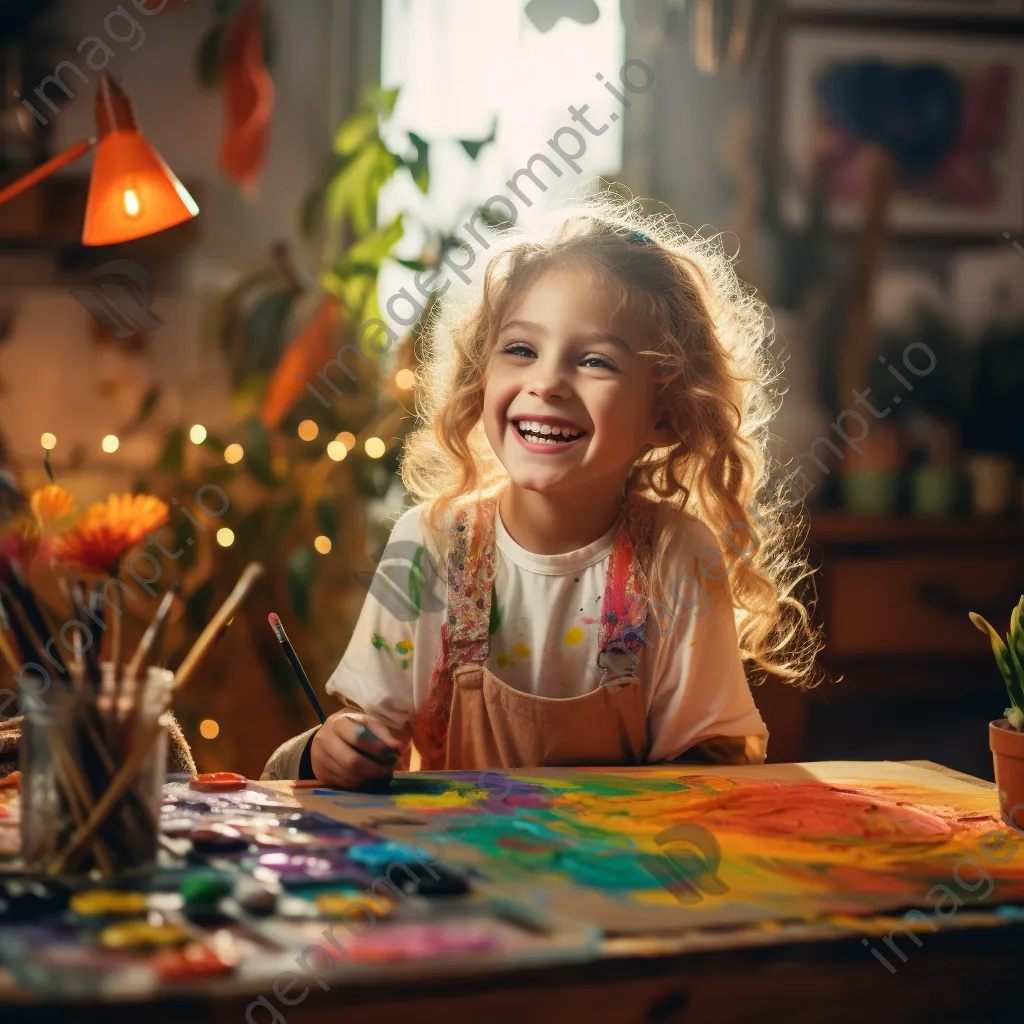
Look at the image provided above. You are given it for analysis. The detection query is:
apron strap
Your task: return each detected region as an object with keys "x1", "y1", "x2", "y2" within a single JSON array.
[
  {"x1": 596, "y1": 491, "x2": 657, "y2": 681},
  {"x1": 412, "y1": 495, "x2": 499, "y2": 769},
  {"x1": 443, "y1": 494, "x2": 499, "y2": 665}
]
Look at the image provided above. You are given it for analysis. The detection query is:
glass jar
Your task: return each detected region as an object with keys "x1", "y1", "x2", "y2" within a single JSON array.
[{"x1": 20, "y1": 668, "x2": 172, "y2": 876}]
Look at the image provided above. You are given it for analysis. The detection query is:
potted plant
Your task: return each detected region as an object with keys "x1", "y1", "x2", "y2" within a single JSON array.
[{"x1": 969, "y1": 598, "x2": 1024, "y2": 829}]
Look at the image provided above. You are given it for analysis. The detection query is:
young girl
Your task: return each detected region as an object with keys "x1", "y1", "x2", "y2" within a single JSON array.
[{"x1": 263, "y1": 197, "x2": 818, "y2": 786}]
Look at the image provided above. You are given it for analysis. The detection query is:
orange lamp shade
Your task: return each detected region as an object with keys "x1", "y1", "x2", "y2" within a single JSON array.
[{"x1": 82, "y1": 130, "x2": 199, "y2": 247}]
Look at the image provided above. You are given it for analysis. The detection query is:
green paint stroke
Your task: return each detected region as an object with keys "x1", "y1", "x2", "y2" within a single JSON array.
[
  {"x1": 489, "y1": 591, "x2": 503, "y2": 635},
  {"x1": 415, "y1": 773, "x2": 718, "y2": 892},
  {"x1": 408, "y1": 545, "x2": 425, "y2": 619},
  {"x1": 371, "y1": 633, "x2": 391, "y2": 651}
]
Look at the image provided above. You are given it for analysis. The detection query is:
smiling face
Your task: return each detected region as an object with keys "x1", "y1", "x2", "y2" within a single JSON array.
[{"x1": 482, "y1": 263, "x2": 671, "y2": 503}]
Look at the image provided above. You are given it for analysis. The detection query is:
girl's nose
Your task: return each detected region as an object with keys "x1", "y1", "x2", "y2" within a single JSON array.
[{"x1": 527, "y1": 362, "x2": 572, "y2": 401}]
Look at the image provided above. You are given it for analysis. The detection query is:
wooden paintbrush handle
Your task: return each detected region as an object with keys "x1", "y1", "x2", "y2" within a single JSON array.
[{"x1": 172, "y1": 562, "x2": 264, "y2": 693}]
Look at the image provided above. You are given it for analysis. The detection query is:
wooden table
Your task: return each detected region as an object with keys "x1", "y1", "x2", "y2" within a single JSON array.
[{"x1": 6, "y1": 762, "x2": 1024, "y2": 1024}]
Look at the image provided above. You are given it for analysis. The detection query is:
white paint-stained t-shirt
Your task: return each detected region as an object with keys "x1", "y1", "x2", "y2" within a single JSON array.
[{"x1": 326, "y1": 503, "x2": 768, "y2": 764}]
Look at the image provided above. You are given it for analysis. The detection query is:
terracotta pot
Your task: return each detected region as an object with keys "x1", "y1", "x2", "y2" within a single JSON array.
[{"x1": 989, "y1": 719, "x2": 1024, "y2": 830}]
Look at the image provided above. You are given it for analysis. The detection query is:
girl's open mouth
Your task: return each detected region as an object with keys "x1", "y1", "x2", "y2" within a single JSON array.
[{"x1": 511, "y1": 419, "x2": 587, "y2": 450}]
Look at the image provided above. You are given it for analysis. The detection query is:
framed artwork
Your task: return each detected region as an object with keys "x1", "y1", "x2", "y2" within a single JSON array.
[
  {"x1": 784, "y1": 0, "x2": 1024, "y2": 15},
  {"x1": 779, "y1": 28, "x2": 1024, "y2": 234}
]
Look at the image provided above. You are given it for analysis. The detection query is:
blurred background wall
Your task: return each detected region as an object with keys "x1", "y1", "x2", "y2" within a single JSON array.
[{"x1": 1, "y1": 0, "x2": 1023, "y2": 778}]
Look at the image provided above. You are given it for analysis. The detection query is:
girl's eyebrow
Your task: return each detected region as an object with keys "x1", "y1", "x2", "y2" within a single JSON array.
[{"x1": 498, "y1": 319, "x2": 633, "y2": 354}]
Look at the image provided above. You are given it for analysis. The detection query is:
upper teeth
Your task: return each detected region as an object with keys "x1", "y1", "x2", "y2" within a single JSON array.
[{"x1": 516, "y1": 420, "x2": 583, "y2": 440}]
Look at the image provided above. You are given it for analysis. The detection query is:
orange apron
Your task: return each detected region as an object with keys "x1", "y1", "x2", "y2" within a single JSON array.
[{"x1": 408, "y1": 492, "x2": 658, "y2": 771}]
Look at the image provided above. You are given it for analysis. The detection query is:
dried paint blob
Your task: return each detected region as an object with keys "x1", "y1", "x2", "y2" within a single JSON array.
[
  {"x1": 97, "y1": 920, "x2": 190, "y2": 951},
  {"x1": 190, "y1": 772, "x2": 247, "y2": 792},
  {"x1": 154, "y1": 942, "x2": 237, "y2": 982},
  {"x1": 316, "y1": 891, "x2": 393, "y2": 919},
  {"x1": 344, "y1": 922, "x2": 502, "y2": 962},
  {"x1": 348, "y1": 841, "x2": 424, "y2": 871},
  {"x1": 70, "y1": 890, "x2": 148, "y2": 917},
  {"x1": 563, "y1": 626, "x2": 585, "y2": 646}
]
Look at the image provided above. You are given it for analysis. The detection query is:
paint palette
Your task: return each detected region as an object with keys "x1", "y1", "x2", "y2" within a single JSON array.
[{"x1": 0, "y1": 775, "x2": 596, "y2": 1001}]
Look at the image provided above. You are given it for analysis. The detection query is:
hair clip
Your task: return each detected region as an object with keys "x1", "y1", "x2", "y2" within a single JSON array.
[{"x1": 627, "y1": 230, "x2": 654, "y2": 247}]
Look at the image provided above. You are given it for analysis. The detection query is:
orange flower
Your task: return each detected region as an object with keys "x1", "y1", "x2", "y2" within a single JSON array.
[
  {"x1": 53, "y1": 493, "x2": 169, "y2": 576},
  {"x1": 30, "y1": 485, "x2": 77, "y2": 532}
]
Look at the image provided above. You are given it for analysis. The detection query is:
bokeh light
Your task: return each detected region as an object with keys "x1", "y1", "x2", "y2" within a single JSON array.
[
  {"x1": 101, "y1": 434, "x2": 119, "y2": 453},
  {"x1": 216, "y1": 527, "x2": 235, "y2": 547},
  {"x1": 314, "y1": 535, "x2": 332, "y2": 554},
  {"x1": 327, "y1": 441, "x2": 347, "y2": 461},
  {"x1": 298, "y1": 420, "x2": 319, "y2": 441},
  {"x1": 224, "y1": 443, "x2": 244, "y2": 464},
  {"x1": 189, "y1": 424, "x2": 207, "y2": 444},
  {"x1": 365, "y1": 437, "x2": 386, "y2": 459}
]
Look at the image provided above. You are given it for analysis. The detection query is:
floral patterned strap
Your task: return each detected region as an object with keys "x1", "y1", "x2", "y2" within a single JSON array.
[
  {"x1": 442, "y1": 494, "x2": 499, "y2": 663},
  {"x1": 597, "y1": 493, "x2": 657, "y2": 681},
  {"x1": 412, "y1": 495, "x2": 498, "y2": 769}
]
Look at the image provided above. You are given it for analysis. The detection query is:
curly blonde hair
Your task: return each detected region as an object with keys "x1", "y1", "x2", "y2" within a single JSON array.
[{"x1": 402, "y1": 193, "x2": 821, "y2": 688}]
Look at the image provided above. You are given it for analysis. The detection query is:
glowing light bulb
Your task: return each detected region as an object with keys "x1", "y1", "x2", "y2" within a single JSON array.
[
  {"x1": 224, "y1": 443, "x2": 244, "y2": 464},
  {"x1": 298, "y1": 419, "x2": 319, "y2": 441},
  {"x1": 216, "y1": 527, "x2": 235, "y2": 547},
  {"x1": 336, "y1": 431, "x2": 356, "y2": 450},
  {"x1": 199, "y1": 719, "x2": 220, "y2": 740},
  {"x1": 326, "y1": 441, "x2": 347, "y2": 462},
  {"x1": 40, "y1": 432, "x2": 57, "y2": 450},
  {"x1": 101, "y1": 434, "x2": 119, "y2": 453},
  {"x1": 189, "y1": 424, "x2": 207, "y2": 444},
  {"x1": 123, "y1": 188, "x2": 141, "y2": 218},
  {"x1": 364, "y1": 437, "x2": 385, "y2": 459},
  {"x1": 314, "y1": 535, "x2": 332, "y2": 554}
]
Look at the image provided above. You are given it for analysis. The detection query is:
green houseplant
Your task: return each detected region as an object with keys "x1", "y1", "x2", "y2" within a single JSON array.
[
  {"x1": 970, "y1": 597, "x2": 1024, "y2": 829},
  {"x1": 137, "y1": 84, "x2": 496, "y2": 772}
]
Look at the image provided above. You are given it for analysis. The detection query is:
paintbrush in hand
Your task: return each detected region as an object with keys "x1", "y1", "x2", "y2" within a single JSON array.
[{"x1": 268, "y1": 612, "x2": 326, "y2": 724}]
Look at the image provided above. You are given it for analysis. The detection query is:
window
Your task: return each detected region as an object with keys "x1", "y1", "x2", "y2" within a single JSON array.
[{"x1": 378, "y1": 0, "x2": 626, "y2": 310}]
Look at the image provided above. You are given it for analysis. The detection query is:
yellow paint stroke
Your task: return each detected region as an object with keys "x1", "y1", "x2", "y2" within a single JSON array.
[
  {"x1": 563, "y1": 626, "x2": 585, "y2": 646},
  {"x1": 497, "y1": 651, "x2": 511, "y2": 668},
  {"x1": 395, "y1": 639, "x2": 413, "y2": 654},
  {"x1": 395, "y1": 789, "x2": 482, "y2": 812},
  {"x1": 513, "y1": 642, "x2": 531, "y2": 659}
]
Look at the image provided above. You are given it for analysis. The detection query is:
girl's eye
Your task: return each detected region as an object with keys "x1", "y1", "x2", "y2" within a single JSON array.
[
  {"x1": 580, "y1": 354, "x2": 618, "y2": 371},
  {"x1": 503, "y1": 343, "x2": 535, "y2": 358}
]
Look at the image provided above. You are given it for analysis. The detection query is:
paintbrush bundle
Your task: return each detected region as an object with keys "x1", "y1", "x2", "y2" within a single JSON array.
[
  {"x1": 19, "y1": 662, "x2": 172, "y2": 875},
  {"x1": 0, "y1": 565, "x2": 176, "y2": 874}
]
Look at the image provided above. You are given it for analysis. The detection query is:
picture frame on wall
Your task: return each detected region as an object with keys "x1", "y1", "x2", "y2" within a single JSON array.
[
  {"x1": 784, "y1": 0, "x2": 1024, "y2": 16},
  {"x1": 779, "y1": 28, "x2": 1024, "y2": 235}
]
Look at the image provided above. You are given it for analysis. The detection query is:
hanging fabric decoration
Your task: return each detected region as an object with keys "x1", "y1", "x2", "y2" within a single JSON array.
[{"x1": 218, "y1": 0, "x2": 275, "y2": 194}]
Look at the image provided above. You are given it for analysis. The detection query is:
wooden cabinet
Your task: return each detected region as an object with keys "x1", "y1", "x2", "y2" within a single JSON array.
[{"x1": 755, "y1": 514, "x2": 1024, "y2": 765}]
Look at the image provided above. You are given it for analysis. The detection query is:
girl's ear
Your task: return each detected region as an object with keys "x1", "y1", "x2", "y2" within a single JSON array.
[{"x1": 647, "y1": 413, "x2": 678, "y2": 450}]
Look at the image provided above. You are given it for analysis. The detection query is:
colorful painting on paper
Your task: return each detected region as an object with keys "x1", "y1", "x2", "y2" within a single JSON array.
[
  {"x1": 297, "y1": 762, "x2": 1024, "y2": 934},
  {"x1": 781, "y1": 29, "x2": 1024, "y2": 234}
]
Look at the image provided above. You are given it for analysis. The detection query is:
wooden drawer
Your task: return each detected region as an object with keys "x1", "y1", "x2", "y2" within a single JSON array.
[{"x1": 825, "y1": 556, "x2": 1024, "y2": 656}]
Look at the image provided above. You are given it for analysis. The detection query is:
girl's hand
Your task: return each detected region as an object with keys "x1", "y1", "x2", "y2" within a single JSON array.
[{"x1": 310, "y1": 711, "x2": 403, "y2": 789}]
